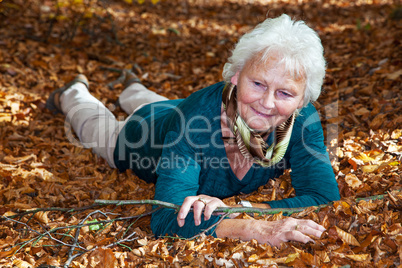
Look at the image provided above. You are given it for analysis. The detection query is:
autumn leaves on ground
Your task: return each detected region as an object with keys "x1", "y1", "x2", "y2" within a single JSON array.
[{"x1": 0, "y1": 0, "x2": 401, "y2": 267}]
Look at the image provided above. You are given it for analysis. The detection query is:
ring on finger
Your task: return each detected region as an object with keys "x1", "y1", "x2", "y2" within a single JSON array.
[
  {"x1": 295, "y1": 224, "x2": 300, "y2": 231},
  {"x1": 197, "y1": 197, "x2": 207, "y2": 206}
]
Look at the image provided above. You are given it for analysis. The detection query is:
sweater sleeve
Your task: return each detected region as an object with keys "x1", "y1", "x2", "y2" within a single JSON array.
[
  {"x1": 267, "y1": 108, "x2": 340, "y2": 208},
  {"x1": 150, "y1": 130, "x2": 221, "y2": 238}
]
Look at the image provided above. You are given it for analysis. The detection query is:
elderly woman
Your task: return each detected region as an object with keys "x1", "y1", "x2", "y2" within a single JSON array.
[{"x1": 46, "y1": 14, "x2": 340, "y2": 247}]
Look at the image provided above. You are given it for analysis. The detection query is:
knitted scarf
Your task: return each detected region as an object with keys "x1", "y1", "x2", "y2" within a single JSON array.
[{"x1": 221, "y1": 83, "x2": 295, "y2": 167}]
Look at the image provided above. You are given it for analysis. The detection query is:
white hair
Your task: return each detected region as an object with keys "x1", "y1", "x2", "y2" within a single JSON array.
[{"x1": 222, "y1": 14, "x2": 326, "y2": 106}]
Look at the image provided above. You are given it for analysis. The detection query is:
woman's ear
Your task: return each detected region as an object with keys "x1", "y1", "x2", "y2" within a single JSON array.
[{"x1": 231, "y1": 71, "x2": 240, "y2": 85}]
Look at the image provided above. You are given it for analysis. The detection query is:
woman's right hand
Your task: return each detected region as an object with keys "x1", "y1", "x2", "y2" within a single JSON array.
[
  {"x1": 216, "y1": 217, "x2": 325, "y2": 247},
  {"x1": 177, "y1": 194, "x2": 229, "y2": 227}
]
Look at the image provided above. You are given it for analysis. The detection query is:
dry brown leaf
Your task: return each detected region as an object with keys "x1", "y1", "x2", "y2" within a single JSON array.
[
  {"x1": 293, "y1": 206, "x2": 318, "y2": 218},
  {"x1": 3, "y1": 154, "x2": 37, "y2": 164},
  {"x1": 315, "y1": 250, "x2": 330, "y2": 263},
  {"x1": 285, "y1": 252, "x2": 300, "y2": 263},
  {"x1": 391, "y1": 129, "x2": 402, "y2": 139},
  {"x1": 137, "y1": 237, "x2": 148, "y2": 246},
  {"x1": 369, "y1": 114, "x2": 387, "y2": 130},
  {"x1": 357, "y1": 200, "x2": 377, "y2": 213},
  {"x1": 387, "y1": 144, "x2": 402, "y2": 153},
  {"x1": 396, "y1": 234, "x2": 402, "y2": 262},
  {"x1": 8, "y1": 202, "x2": 33, "y2": 210},
  {"x1": 132, "y1": 247, "x2": 145, "y2": 257},
  {"x1": 361, "y1": 164, "x2": 379, "y2": 173},
  {"x1": 356, "y1": 151, "x2": 384, "y2": 163},
  {"x1": 0, "y1": 247, "x2": 19, "y2": 258},
  {"x1": 344, "y1": 174, "x2": 362, "y2": 189},
  {"x1": 12, "y1": 259, "x2": 33, "y2": 268},
  {"x1": 346, "y1": 254, "x2": 370, "y2": 261},
  {"x1": 247, "y1": 253, "x2": 259, "y2": 262},
  {"x1": 33, "y1": 211, "x2": 49, "y2": 224},
  {"x1": 387, "y1": 223, "x2": 402, "y2": 236},
  {"x1": 335, "y1": 226, "x2": 361, "y2": 246},
  {"x1": 386, "y1": 69, "x2": 402, "y2": 80},
  {"x1": 87, "y1": 248, "x2": 117, "y2": 268},
  {"x1": 354, "y1": 107, "x2": 370, "y2": 116},
  {"x1": 334, "y1": 201, "x2": 353, "y2": 215},
  {"x1": 256, "y1": 257, "x2": 287, "y2": 265},
  {"x1": 2, "y1": 211, "x2": 17, "y2": 217}
]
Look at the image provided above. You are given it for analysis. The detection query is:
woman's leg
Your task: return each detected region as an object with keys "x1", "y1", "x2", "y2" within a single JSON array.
[
  {"x1": 118, "y1": 82, "x2": 168, "y2": 115},
  {"x1": 56, "y1": 71, "x2": 168, "y2": 168},
  {"x1": 60, "y1": 81, "x2": 123, "y2": 168}
]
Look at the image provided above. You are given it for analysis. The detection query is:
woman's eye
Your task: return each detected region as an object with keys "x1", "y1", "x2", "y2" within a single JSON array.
[
  {"x1": 254, "y1": 82, "x2": 262, "y2": 87},
  {"x1": 278, "y1": 91, "x2": 292, "y2": 97}
]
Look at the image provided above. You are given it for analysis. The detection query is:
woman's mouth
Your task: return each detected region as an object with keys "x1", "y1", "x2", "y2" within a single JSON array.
[{"x1": 251, "y1": 107, "x2": 275, "y2": 118}]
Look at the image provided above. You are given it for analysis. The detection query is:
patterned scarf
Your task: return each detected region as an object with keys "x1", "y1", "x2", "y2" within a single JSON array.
[{"x1": 221, "y1": 83, "x2": 295, "y2": 167}]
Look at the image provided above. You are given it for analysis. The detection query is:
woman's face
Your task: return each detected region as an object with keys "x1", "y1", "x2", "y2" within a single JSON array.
[{"x1": 231, "y1": 55, "x2": 306, "y2": 132}]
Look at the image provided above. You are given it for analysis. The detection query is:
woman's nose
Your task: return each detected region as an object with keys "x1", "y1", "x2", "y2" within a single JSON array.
[{"x1": 260, "y1": 91, "x2": 275, "y2": 109}]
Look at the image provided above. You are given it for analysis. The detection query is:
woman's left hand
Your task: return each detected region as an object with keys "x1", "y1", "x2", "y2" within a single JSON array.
[
  {"x1": 177, "y1": 194, "x2": 229, "y2": 227},
  {"x1": 215, "y1": 217, "x2": 325, "y2": 247}
]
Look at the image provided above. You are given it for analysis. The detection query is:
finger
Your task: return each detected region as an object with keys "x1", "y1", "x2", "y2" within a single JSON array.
[
  {"x1": 296, "y1": 224, "x2": 324, "y2": 238},
  {"x1": 298, "y1": 219, "x2": 326, "y2": 232},
  {"x1": 203, "y1": 200, "x2": 222, "y2": 221},
  {"x1": 177, "y1": 196, "x2": 198, "y2": 227},
  {"x1": 285, "y1": 230, "x2": 313, "y2": 244},
  {"x1": 193, "y1": 200, "x2": 205, "y2": 226}
]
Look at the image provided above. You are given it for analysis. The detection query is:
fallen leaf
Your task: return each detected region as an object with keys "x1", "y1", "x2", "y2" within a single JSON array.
[
  {"x1": 285, "y1": 252, "x2": 300, "y2": 263},
  {"x1": 87, "y1": 248, "x2": 117, "y2": 268},
  {"x1": 34, "y1": 211, "x2": 49, "y2": 224},
  {"x1": 386, "y1": 69, "x2": 402, "y2": 80},
  {"x1": 335, "y1": 226, "x2": 361, "y2": 246},
  {"x1": 361, "y1": 165, "x2": 379, "y2": 173},
  {"x1": 3, "y1": 154, "x2": 37, "y2": 164},
  {"x1": 0, "y1": 247, "x2": 19, "y2": 258},
  {"x1": 12, "y1": 259, "x2": 33, "y2": 268},
  {"x1": 346, "y1": 253, "x2": 370, "y2": 261},
  {"x1": 344, "y1": 174, "x2": 362, "y2": 189}
]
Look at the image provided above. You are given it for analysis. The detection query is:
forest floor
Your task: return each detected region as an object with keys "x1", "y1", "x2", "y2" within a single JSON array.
[{"x1": 0, "y1": 0, "x2": 401, "y2": 267}]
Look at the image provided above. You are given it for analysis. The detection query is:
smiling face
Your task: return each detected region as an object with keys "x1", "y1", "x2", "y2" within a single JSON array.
[{"x1": 231, "y1": 54, "x2": 306, "y2": 132}]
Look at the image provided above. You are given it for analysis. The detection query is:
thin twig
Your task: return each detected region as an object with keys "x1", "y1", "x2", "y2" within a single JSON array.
[
  {"x1": 0, "y1": 204, "x2": 100, "y2": 221},
  {"x1": 2, "y1": 191, "x2": 398, "y2": 264},
  {"x1": 37, "y1": 222, "x2": 88, "y2": 251},
  {"x1": 94, "y1": 199, "x2": 326, "y2": 215},
  {"x1": 105, "y1": 231, "x2": 138, "y2": 250},
  {"x1": 66, "y1": 210, "x2": 109, "y2": 263},
  {"x1": 95, "y1": 199, "x2": 182, "y2": 212},
  {"x1": 98, "y1": 66, "x2": 124, "y2": 73},
  {"x1": 5, "y1": 216, "x2": 88, "y2": 255},
  {"x1": 64, "y1": 252, "x2": 86, "y2": 268},
  {"x1": 95, "y1": 191, "x2": 400, "y2": 216}
]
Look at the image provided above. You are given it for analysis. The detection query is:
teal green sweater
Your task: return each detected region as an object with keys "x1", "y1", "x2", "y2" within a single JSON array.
[{"x1": 114, "y1": 82, "x2": 340, "y2": 238}]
